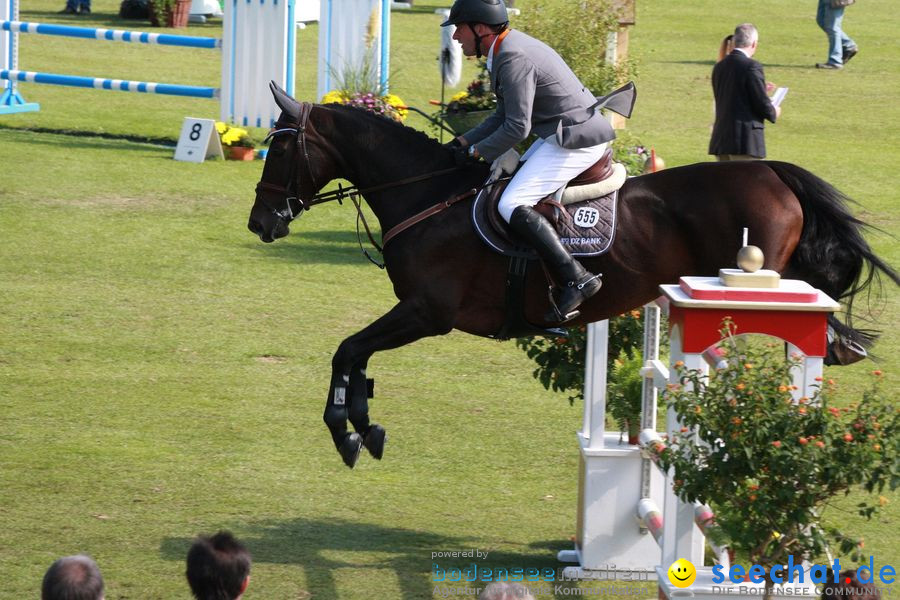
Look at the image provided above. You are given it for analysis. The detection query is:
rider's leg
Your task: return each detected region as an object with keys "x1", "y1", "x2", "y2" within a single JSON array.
[{"x1": 499, "y1": 138, "x2": 607, "y2": 322}]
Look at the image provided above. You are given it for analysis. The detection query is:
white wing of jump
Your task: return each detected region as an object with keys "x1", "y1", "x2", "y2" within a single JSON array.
[{"x1": 440, "y1": 24, "x2": 462, "y2": 88}]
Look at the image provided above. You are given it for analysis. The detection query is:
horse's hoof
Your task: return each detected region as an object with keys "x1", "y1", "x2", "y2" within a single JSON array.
[
  {"x1": 338, "y1": 433, "x2": 363, "y2": 468},
  {"x1": 363, "y1": 424, "x2": 387, "y2": 460}
]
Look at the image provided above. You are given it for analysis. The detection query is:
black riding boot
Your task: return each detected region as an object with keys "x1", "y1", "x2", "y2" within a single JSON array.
[{"x1": 509, "y1": 205, "x2": 602, "y2": 323}]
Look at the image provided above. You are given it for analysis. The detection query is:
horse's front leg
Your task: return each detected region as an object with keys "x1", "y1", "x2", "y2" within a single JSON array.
[{"x1": 324, "y1": 297, "x2": 453, "y2": 468}]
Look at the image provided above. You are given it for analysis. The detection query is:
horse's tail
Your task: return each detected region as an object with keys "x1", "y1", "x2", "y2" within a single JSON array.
[
  {"x1": 766, "y1": 161, "x2": 900, "y2": 362},
  {"x1": 765, "y1": 161, "x2": 899, "y2": 361}
]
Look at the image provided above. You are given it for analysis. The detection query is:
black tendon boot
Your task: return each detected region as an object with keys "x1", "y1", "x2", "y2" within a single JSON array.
[{"x1": 508, "y1": 205, "x2": 602, "y2": 323}]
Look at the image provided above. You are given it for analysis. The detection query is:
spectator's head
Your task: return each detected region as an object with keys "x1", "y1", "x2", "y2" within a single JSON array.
[
  {"x1": 733, "y1": 23, "x2": 759, "y2": 55},
  {"x1": 479, "y1": 581, "x2": 535, "y2": 600},
  {"x1": 821, "y1": 569, "x2": 881, "y2": 600},
  {"x1": 717, "y1": 34, "x2": 734, "y2": 62},
  {"x1": 185, "y1": 531, "x2": 251, "y2": 600},
  {"x1": 41, "y1": 555, "x2": 104, "y2": 600}
]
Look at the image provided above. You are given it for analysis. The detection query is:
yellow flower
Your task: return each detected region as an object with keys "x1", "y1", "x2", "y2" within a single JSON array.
[
  {"x1": 321, "y1": 90, "x2": 348, "y2": 104},
  {"x1": 383, "y1": 93, "x2": 408, "y2": 120},
  {"x1": 450, "y1": 91, "x2": 469, "y2": 102},
  {"x1": 221, "y1": 126, "x2": 249, "y2": 147},
  {"x1": 215, "y1": 121, "x2": 228, "y2": 134}
]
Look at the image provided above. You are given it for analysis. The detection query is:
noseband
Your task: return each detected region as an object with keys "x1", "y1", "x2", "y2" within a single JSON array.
[{"x1": 255, "y1": 101, "x2": 318, "y2": 222}]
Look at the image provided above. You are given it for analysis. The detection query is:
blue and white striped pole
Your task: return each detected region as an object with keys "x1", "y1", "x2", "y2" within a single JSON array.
[
  {"x1": 1, "y1": 20, "x2": 221, "y2": 48},
  {"x1": 0, "y1": 69, "x2": 218, "y2": 98}
]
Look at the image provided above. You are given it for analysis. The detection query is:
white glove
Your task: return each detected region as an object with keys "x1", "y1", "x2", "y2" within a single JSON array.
[{"x1": 489, "y1": 148, "x2": 521, "y2": 182}]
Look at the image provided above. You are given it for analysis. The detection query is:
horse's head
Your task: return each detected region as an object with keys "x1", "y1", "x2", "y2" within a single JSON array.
[{"x1": 248, "y1": 83, "x2": 334, "y2": 243}]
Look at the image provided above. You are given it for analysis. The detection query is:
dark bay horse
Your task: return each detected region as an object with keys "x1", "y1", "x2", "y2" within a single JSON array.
[{"x1": 249, "y1": 84, "x2": 897, "y2": 468}]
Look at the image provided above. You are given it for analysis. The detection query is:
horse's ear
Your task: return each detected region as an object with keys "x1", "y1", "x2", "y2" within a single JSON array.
[{"x1": 269, "y1": 80, "x2": 301, "y2": 122}]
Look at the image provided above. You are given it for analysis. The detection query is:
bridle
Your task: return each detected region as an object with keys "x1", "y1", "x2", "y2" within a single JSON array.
[
  {"x1": 254, "y1": 101, "x2": 318, "y2": 223},
  {"x1": 252, "y1": 102, "x2": 480, "y2": 266}
]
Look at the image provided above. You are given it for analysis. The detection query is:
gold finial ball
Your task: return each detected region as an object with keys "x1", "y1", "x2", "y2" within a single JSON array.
[{"x1": 737, "y1": 245, "x2": 765, "y2": 273}]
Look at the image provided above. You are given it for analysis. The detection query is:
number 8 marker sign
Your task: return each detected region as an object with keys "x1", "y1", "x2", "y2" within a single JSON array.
[{"x1": 174, "y1": 117, "x2": 224, "y2": 163}]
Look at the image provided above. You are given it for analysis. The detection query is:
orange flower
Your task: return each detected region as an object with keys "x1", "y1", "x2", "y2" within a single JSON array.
[{"x1": 772, "y1": 440, "x2": 782, "y2": 448}]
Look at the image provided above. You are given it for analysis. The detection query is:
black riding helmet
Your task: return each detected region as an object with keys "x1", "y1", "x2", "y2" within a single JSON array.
[
  {"x1": 440, "y1": 0, "x2": 508, "y2": 27},
  {"x1": 441, "y1": 0, "x2": 509, "y2": 59}
]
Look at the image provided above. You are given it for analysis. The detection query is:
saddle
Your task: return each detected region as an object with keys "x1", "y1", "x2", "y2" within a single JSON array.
[
  {"x1": 474, "y1": 149, "x2": 628, "y2": 340},
  {"x1": 472, "y1": 148, "x2": 626, "y2": 259}
]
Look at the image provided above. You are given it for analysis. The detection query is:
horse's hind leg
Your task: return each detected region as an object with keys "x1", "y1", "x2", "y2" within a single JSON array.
[{"x1": 323, "y1": 298, "x2": 453, "y2": 468}]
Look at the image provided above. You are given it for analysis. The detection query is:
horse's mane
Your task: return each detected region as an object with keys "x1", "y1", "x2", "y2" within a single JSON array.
[{"x1": 322, "y1": 103, "x2": 448, "y2": 155}]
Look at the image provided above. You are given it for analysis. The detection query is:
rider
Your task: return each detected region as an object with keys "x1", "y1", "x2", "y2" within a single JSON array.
[{"x1": 442, "y1": 0, "x2": 616, "y2": 323}]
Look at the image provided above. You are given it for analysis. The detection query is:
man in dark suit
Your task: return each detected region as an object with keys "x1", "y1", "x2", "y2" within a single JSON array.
[{"x1": 709, "y1": 23, "x2": 781, "y2": 161}]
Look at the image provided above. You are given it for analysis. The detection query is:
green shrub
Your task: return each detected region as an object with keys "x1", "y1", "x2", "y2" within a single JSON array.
[{"x1": 516, "y1": 0, "x2": 637, "y2": 95}]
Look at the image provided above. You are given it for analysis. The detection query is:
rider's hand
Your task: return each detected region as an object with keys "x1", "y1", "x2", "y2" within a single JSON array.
[
  {"x1": 489, "y1": 148, "x2": 520, "y2": 182},
  {"x1": 451, "y1": 144, "x2": 479, "y2": 167}
]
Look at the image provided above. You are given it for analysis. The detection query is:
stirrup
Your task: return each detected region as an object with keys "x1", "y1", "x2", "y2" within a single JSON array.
[{"x1": 545, "y1": 286, "x2": 582, "y2": 324}]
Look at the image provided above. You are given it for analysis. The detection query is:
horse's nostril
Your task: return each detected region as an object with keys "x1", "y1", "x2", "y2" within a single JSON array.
[{"x1": 248, "y1": 220, "x2": 262, "y2": 234}]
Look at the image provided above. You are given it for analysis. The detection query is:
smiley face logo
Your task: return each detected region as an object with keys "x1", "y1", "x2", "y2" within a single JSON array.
[{"x1": 667, "y1": 558, "x2": 696, "y2": 588}]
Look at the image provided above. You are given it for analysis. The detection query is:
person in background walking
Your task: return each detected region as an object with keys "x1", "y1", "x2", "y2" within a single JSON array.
[
  {"x1": 59, "y1": 0, "x2": 90, "y2": 14},
  {"x1": 815, "y1": 0, "x2": 858, "y2": 69}
]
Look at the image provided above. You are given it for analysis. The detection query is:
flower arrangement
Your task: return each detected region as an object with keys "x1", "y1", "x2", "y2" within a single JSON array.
[
  {"x1": 321, "y1": 90, "x2": 408, "y2": 122},
  {"x1": 321, "y1": 9, "x2": 407, "y2": 123},
  {"x1": 650, "y1": 321, "x2": 897, "y2": 598},
  {"x1": 215, "y1": 122, "x2": 255, "y2": 148},
  {"x1": 446, "y1": 59, "x2": 496, "y2": 113}
]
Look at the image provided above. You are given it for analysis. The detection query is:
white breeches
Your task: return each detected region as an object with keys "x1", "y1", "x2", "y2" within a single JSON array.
[{"x1": 498, "y1": 137, "x2": 609, "y2": 222}]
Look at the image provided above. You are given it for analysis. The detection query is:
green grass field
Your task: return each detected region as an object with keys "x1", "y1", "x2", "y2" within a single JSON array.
[{"x1": 1, "y1": 0, "x2": 897, "y2": 599}]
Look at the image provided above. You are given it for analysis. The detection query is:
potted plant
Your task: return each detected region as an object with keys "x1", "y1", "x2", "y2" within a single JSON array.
[
  {"x1": 149, "y1": 0, "x2": 191, "y2": 28},
  {"x1": 321, "y1": 15, "x2": 408, "y2": 123},
  {"x1": 215, "y1": 122, "x2": 255, "y2": 161},
  {"x1": 442, "y1": 59, "x2": 496, "y2": 135},
  {"x1": 607, "y1": 350, "x2": 644, "y2": 444},
  {"x1": 650, "y1": 321, "x2": 897, "y2": 600}
]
